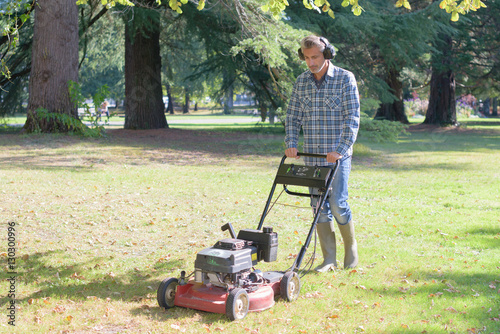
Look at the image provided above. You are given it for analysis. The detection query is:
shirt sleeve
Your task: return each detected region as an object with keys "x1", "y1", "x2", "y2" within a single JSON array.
[
  {"x1": 285, "y1": 80, "x2": 302, "y2": 149},
  {"x1": 336, "y1": 72, "x2": 360, "y2": 157}
]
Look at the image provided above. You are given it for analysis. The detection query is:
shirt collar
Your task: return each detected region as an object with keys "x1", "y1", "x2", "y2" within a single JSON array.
[{"x1": 309, "y1": 61, "x2": 333, "y2": 87}]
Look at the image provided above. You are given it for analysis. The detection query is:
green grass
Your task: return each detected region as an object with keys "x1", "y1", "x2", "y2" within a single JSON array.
[{"x1": 0, "y1": 120, "x2": 499, "y2": 333}]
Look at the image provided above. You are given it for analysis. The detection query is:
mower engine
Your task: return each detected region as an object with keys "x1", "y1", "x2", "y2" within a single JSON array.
[{"x1": 193, "y1": 227, "x2": 278, "y2": 291}]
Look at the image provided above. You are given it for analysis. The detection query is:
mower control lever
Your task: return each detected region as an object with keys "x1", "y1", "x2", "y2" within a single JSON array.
[{"x1": 221, "y1": 223, "x2": 237, "y2": 239}]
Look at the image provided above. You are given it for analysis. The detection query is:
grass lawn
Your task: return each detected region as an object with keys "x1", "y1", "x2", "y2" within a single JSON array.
[{"x1": 0, "y1": 119, "x2": 499, "y2": 333}]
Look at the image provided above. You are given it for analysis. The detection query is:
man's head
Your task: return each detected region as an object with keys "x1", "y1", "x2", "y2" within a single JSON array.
[{"x1": 298, "y1": 36, "x2": 335, "y2": 76}]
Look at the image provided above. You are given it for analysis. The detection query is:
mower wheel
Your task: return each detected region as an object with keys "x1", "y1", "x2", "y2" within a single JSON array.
[
  {"x1": 157, "y1": 277, "x2": 178, "y2": 309},
  {"x1": 280, "y1": 271, "x2": 300, "y2": 302},
  {"x1": 226, "y1": 288, "x2": 249, "y2": 321}
]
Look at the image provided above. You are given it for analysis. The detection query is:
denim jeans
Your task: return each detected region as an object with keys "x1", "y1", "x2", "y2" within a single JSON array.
[{"x1": 310, "y1": 156, "x2": 352, "y2": 226}]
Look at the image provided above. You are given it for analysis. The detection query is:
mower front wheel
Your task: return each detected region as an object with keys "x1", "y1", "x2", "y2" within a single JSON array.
[
  {"x1": 157, "y1": 277, "x2": 179, "y2": 309},
  {"x1": 280, "y1": 271, "x2": 300, "y2": 302},
  {"x1": 226, "y1": 288, "x2": 249, "y2": 321}
]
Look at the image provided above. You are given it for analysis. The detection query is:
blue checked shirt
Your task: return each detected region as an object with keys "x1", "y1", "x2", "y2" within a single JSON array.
[{"x1": 285, "y1": 62, "x2": 360, "y2": 166}]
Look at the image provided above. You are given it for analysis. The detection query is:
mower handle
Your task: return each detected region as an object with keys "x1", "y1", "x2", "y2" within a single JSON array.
[
  {"x1": 296, "y1": 152, "x2": 328, "y2": 159},
  {"x1": 283, "y1": 152, "x2": 327, "y2": 160}
]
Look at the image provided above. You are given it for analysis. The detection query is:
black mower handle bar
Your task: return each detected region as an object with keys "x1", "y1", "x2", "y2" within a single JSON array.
[
  {"x1": 281, "y1": 152, "x2": 327, "y2": 164},
  {"x1": 286, "y1": 152, "x2": 328, "y2": 159}
]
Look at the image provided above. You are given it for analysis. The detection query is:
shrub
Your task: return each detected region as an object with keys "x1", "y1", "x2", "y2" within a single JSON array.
[{"x1": 359, "y1": 113, "x2": 408, "y2": 142}]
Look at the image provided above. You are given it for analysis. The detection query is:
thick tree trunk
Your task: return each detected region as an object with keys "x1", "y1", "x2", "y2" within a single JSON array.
[
  {"x1": 492, "y1": 97, "x2": 498, "y2": 116},
  {"x1": 424, "y1": 71, "x2": 457, "y2": 125},
  {"x1": 24, "y1": 0, "x2": 79, "y2": 132},
  {"x1": 124, "y1": 12, "x2": 167, "y2": 129},
  {"x1": 374, "y1": 69, "x2": 408, "y2": 124},
  {"x1": 424, "y1": 35, "x2": 457, "y2": 126}
]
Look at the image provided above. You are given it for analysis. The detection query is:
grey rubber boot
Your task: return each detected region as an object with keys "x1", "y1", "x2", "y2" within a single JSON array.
[
  {"x1": 337, "y1": 221, "x2": 358, "y2": 269},
  {"x1": 314, "y1": 222, "x2": 338, "y2": 272}
]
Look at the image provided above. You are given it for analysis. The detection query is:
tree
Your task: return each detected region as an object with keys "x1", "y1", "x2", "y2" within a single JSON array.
[
  {"x1": 424, "y1": 33, "x2": 457, "y2": 125},
  {"x1": 425, "y1": 0, "x2": 499, "y2": 125},
  {"x1": 24, "y1": 0, "x2": 79, "y2": 132},
  {"x1": 123, "y1": 2, "x2": 167, "y2": 129},
  {"x1": 181, "y1": 1, "x2": 305, "y2": 121}
]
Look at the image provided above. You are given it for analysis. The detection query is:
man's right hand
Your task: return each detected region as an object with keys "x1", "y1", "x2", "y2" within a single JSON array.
[{"x1": 285, "y1": 147, "x2": 299, "y2": 158}]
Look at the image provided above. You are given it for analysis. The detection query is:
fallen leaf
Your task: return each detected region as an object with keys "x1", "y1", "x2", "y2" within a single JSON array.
[{"x1": 445, "y1": 306, "x2": 458, "y2": 313}]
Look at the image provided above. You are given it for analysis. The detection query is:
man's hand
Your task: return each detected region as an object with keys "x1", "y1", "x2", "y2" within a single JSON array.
[
  {"x1": 285, "y1": 147, "x2": 299, "y2": 158},
  {"x1": 326, "y1": 152, "x2": 342, "y2": 163}
]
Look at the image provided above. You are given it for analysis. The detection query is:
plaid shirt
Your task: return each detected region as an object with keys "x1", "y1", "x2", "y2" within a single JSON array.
[{"x1": 285, "y1": 62, "x2": 360, "y2": 166}]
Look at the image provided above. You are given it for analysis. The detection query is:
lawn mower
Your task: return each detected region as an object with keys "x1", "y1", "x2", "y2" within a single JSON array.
[{"x1": 157, "y1": 153, "x2": 338, "y2": 321}]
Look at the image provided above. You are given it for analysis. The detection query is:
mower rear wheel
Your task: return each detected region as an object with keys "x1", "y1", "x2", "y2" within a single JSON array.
[
  {"x1": 280, "y1": 271, "x2": 300, "y2": 302},
  {"x1": 157, "y1": 277, "x2": 178, "y2": 309},
  {"x1": 226, "y1": 288, "x2": 249, "y2": 321}
]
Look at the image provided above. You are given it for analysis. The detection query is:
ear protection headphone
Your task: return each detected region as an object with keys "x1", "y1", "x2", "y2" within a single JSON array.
[{"x1": 298, "y1": 37, "x2": 336, "y2": 60}]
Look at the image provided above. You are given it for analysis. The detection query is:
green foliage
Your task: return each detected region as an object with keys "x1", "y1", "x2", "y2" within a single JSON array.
[
  {"x1": 360, "y1": 98, "x2": 380, "y2": 118},
  {"x1": 78, "y1": 8, "x2": 125, "y2": 104},
  {"x1": 33, "y1": 108, "x2": 102, "y2": 137},
  {"x1": 0, "y1": 0, "x2": 35, "y2": 79},
  {"x1": 68, "y1": 80, "x2": 109, "y2": 137},
  {"x1": 359, "y1": 113, "x2": 408, "y2": 142}
]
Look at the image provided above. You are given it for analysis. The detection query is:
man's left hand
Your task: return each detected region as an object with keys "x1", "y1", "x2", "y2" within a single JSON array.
[{"x1": 326, "y1": 152, "x2": 342, "y2": 163}]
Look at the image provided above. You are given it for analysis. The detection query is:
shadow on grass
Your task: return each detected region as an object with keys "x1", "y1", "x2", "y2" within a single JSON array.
[
  {"x1": 367, "y1": 270, "x2": 498, "y2": 332},
  {"x1": 0, "y1": 249, "x2": 237, "y2": 323},
  {"x1": 1, "y1": 121, "x2": 499, "y2": 171},
  {"x1": 0, "y1": 154, "x2": 95, "y2": 172},
  {"x1": 0, "y1": 250, "x2": 184, "y2": 308},
  {"x1": 466, "y1": 226, "x2": 500, "y2": 249}
]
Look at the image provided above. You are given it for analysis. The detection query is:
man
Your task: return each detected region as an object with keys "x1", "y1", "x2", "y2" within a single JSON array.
[{"x1": 285, "y1": 35, "x2": 360, "y2": 272}]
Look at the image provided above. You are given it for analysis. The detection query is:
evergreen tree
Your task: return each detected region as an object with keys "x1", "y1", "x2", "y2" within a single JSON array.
[
  {"x1": 24, "y1": 0, "x2": 79, "y2": 133},
  {"x1": 123, "y1": 1, "x2": 167, "y2": 129}
]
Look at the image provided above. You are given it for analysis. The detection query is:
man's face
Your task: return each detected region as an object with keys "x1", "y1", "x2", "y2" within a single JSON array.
[{"x1": 302, "y1": 46, "x2": 327, "y2": 74}]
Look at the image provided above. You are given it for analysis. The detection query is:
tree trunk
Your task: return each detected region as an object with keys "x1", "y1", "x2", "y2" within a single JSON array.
[
  {"x1": 166, "y1": 83, "x2": 174, "y2": 114},
  {"x1": 424, "y1": 34, "x2": 457, "y2": 126},
  {"x1": 24, "y1": 0, "x2": 79, "y2": 132},
  {"x1": 183, "y1": 90, "x2": 190, "y2": 114},
  {"x1": 483, "y1": 98, "x2": 490, "y2": 116},
  {"x1": 224, "y1": 84, "x2": 234, "y2": 115},
  {"x1": 492, "y1": 97, "x2": 498, "y2": 116},
  {"x1": 124, "y1": 11, "x2": 167, "y2": 129},
  {"x1": 259, "y1": 101, "x2": 267, "y2": 122},
  {"x1": 374, "y1": 69, "x2": 408, "y2": 123}
]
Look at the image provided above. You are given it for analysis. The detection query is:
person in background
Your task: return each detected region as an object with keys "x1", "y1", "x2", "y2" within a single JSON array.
[
  {"x1": 97, "y1": 101, "x2": 109, "y2": 122},
  {"x1": 285, "y1": 35, "x2": 360, "y2": 272}
]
